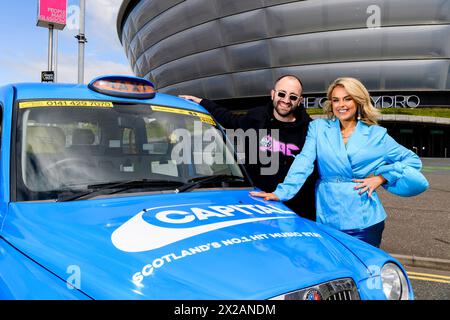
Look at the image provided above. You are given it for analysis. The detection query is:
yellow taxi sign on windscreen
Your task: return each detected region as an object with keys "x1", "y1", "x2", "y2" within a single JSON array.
[
  {"x1": 19, "y1": 100, "x2": 113, "y2": 109},
  {"x1": 151, "y1": 105, "x2": 216, "y2": 126},
  {"x1": 88, "y1": 75, "x2": 156, "y2": 99}
]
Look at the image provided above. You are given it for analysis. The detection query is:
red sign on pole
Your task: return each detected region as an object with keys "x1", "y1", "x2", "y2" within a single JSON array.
[{"x1": 37, "y1": 0, "x2": 67, "y2": 30}]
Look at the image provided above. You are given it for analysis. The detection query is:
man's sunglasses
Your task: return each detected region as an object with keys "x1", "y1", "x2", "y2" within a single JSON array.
[{"x1": 274, "y1": 90, "x2": 300, "y2": 102}]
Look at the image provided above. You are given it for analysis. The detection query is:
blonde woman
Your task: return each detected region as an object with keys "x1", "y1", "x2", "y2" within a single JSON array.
[{"x1": 250, "y1": 77, "x2": 428, "y2": 247}]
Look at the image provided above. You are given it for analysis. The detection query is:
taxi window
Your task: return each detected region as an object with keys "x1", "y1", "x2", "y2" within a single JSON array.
[{"x1": 15, "y1": 101, "x2": 247, "y2": 201}]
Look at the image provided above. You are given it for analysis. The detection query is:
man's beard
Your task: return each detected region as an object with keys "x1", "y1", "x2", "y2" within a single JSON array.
[{"x1": 274, "y1": 103, "x2": 296, "y2": 118}]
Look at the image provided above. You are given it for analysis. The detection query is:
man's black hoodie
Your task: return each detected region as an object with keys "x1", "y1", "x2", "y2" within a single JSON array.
[{"x1": 200, "y1": 99, "x2": 317, "y2": 221}]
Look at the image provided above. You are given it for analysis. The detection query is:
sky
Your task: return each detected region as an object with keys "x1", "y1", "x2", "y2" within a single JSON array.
[{"x1": 0, "y1": 0, "x2": 133, "y2": 86}]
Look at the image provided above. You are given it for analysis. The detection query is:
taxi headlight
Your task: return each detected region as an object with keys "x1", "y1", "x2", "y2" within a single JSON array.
[{"x1": 381, "y1": 263, "x2": 410, "y2": 300}]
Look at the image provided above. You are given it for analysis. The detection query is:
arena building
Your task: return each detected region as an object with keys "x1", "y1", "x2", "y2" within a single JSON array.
[{"x1": 117, "y1": 0, "x2": 450, "y2": 157}]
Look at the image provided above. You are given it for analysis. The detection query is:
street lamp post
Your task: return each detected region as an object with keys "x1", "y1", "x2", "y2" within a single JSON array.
[
  {"x1": 37, "y1": 0, "x2": 67, "y2": 83},
  {"x1": 47, "y1": 25, "x2": 54, "y2": 72},
  {"x1": 54, "y1": 30, "x2": 58, "y2": 82},
  {"x1": 76, "y1": 0, "x2": 87, "y2": 84}
]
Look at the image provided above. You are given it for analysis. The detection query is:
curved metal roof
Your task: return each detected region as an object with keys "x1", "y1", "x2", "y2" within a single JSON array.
[{"x1": 117, "y1": 0, "x2": 450, "y2": 100}]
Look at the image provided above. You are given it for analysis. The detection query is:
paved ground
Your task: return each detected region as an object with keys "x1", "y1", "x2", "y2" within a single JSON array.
[
  {"x1": 405, "y1": 266, "x2": 450, "y2": 300},
  {"x1": 380, "y1": 158, "x2": 450, "y2": 261}
]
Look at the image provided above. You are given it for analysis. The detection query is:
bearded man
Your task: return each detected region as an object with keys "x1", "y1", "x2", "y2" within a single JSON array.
[{"x1": 180, "y1": 75, "x2": 317, "y2": 221}]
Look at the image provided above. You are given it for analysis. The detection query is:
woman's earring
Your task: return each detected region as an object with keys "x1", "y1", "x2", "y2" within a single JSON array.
[
  {"x1": 357, "y1": 108, "x2": 362, "y2": 121},
  {"x1": 331, "y1": 115, "x2": 336, "y2": 121}
]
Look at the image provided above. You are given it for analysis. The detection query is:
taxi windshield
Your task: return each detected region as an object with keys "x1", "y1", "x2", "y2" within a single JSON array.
[{"x1": 15, "y1": 101, "x2": 248, "y2": 201}]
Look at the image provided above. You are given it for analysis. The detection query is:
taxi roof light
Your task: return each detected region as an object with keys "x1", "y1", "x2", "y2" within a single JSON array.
[{"x1": 88, "y1": 75, "x2": 156, "y2": 99}]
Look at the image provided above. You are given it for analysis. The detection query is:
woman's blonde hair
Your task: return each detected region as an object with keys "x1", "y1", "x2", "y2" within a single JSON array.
[{"x1": 323, "y1": 77, "x2": 380, "y2": 125}]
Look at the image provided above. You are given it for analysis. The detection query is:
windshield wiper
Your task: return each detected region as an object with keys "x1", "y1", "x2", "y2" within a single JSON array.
[
  {"x1": 176, "y1": 174, "x2": 245, "y2": 193},
  {"x1": 57, "y1": 179, "x2": 185, "y2": 202}
]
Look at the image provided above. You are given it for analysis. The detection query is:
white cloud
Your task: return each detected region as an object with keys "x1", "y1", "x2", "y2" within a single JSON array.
[
  {"x1": 43, "y1": 0, "x2": 133, "y2": 84},
  {"x1": 0, "y1": 1, "x2": 133, "y2": 86},
  {"x1": 87, "y1": 0, "x2": 122, "y2": 27},
  {"x1": 56, "y1": 53, "x2": 133, "y2": 84},
  {"x1": 86, "y1": 0, "x2": 124, "y2": 50},
  {"x1": 0, "y1": 50, "x2": 132, "y2": 86},
  {"x1": 0, "y1": 52, "x2": 47, "y2": 85}
]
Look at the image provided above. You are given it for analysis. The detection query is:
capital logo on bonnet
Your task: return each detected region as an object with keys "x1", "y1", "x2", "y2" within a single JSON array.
[{"x1": 111, "y1": 203, "x2": 295, "y2": 252}]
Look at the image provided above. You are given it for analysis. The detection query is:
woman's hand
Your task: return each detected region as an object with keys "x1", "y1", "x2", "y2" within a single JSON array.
[
  {"x1": 179, "y1": 95, "x2": 202, "y2": 104},
  {"x1": 249, "y1": 191, "x2": 280, "y2": 201},
  {"x1": 353, "y1": 175, "x2": 387, "y2": 198}
]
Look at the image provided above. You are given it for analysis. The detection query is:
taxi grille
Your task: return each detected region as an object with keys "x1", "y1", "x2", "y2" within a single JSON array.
[
  {"x1": 326, "y1": 290, "x2": 355, "y2": 301},
  {"x1": 271, "y1": 278, "x2": 360, "y2": 300}
]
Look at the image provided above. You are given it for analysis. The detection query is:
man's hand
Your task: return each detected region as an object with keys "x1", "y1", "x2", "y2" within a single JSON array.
[
  {"x1": 353, "y1": 175, "x2": 387, "y2": 198},
  {"x1": 179, "y1": 95, "x2": 203, "y2": 104},
  {"x1": 249, "y1": 191, "x2": 280, "y2": 201}
]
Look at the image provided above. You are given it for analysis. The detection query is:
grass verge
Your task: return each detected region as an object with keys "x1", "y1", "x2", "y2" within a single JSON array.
[{"x1": 306, "y1": 108, "x2": 450, "y2": 118}]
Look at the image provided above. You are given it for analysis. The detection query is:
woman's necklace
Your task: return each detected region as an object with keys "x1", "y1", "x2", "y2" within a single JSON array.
[
  {"x1": 341, "y1": 129, "x2": 355, "y2": 139},
  {"x1": 340, "y1": 120, "x2": 357, "y2": 143},
  {"x1": 341, "y1": 125, "x2": 356, "y2": 140}
]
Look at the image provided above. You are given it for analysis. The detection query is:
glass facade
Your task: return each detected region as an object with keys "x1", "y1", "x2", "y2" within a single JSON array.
[
  {"x1": 117, "y1": 0, "x2": 450, "y2": 100},
  {"x1": 117, "y1": 0, "x2": 450, "y2": 157},
  {"x1": 384, "y1": 122, "x2": 450, "y2": 158}
]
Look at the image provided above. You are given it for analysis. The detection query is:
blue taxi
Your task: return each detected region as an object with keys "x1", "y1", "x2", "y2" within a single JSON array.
[{"x1": 0, "y1": 76, "x2": 413, "y2": 300}]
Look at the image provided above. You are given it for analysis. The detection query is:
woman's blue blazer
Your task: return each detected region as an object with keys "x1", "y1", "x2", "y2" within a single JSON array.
[{"x1": 273, "y1": 118, "x2": 426, "y2": 231}]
